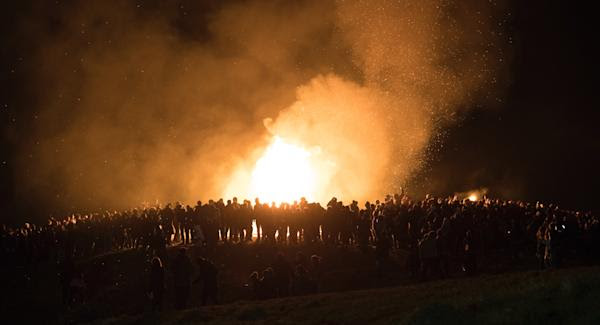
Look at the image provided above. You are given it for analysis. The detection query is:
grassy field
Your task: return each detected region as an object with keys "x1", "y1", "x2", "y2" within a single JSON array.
[{"x1": 90, "y1": 266, "x2": 600, "y2": 325}]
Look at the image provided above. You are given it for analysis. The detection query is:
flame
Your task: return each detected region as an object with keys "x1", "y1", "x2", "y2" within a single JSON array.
[
  {"x1": 220, "y1": 136, "x2": 316, "y2": 203},
  {"x1": 223, "y1": 133, "x2": 343, "y2": 204},
  {"x1": 468, "y1": 193, "x2": 478, "y2": 202},
  {"x1": 247, "y1": 136, "x2": 317, "y2": 203}
]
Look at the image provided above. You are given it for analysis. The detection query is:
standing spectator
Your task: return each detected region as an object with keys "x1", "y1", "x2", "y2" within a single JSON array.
[
  {"x1": 194, "y1": 257, "x2": 219, "y2": 306},
  {"x1": 272, "y1": 253, "x2": 293, "y2": 297},
  {"x1": 419, "y1": 231, "x2": 438, "y2": 280},
  {"x1": 172, "y1": 248, "x2": 193, "y2": 309},
  {"x1": 309, "y1": 254, "x2": 323, "y2": 293},
  {"x1": 462, "y1": 230, "x2": 477, "y2": 276},
  {"x1": 148, "y1": 257, "x2": 165, "y2": 311}
]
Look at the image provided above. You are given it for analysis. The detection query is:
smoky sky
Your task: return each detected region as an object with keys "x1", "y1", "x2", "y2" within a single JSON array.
[{"x1": 1, "y1": 0, "x2": 597, "y2": 223}]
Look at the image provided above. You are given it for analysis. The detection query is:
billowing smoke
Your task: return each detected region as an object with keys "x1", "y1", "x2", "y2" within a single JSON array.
[
  {"x1": 15, "y1": 0, "x2": 509, "y2": 216},
  {"x1": 226, "y1": 0, "x2": 510, "y2": 203}
]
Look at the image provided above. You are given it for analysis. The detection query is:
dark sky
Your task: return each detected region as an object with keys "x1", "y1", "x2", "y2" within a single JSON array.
[
  {"x1": 1, "y1": 0, "x2": 598, "y2": 224},
  {"x1": 416, "y1": 0, "x2": 599, "y2": 210}
]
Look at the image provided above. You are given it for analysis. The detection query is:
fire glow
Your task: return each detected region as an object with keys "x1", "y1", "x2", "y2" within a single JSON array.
[
  {"x1": 223, "y1": 135, "x2": 333, "y2": 204},
  {"x1": 249, "y1": 136, "x2": 317, "y2": 203}
]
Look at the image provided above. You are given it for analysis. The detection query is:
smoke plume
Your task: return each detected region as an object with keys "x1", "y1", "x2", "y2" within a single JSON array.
[{"x1": 15, "y1": 0, "x2": 510, "y2": 215}]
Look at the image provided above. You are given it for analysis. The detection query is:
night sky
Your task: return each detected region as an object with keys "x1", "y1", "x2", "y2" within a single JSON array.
[
  {"x1": 417, "y1": 0, "x2": 599, "y2": 210},
  {"x1": 1, "y1": 0, "x2": 598, "y2": 224}
]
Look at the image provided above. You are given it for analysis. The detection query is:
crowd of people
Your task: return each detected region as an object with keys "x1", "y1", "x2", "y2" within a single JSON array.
[{"x1": 1, "y1": 192, "x2": 599, "y2": 310}]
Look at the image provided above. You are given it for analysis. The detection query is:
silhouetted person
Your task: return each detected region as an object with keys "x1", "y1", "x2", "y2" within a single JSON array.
[
  {"x1": 4, "y1": 192, "x2": 600, "y2": 323},
  {"x1": 149, "y1": 225, "x2": 167, "y2": 261},
  {"x1": 272, "y1": 253, "x2": 293, "y2": 297},
  {"x1": 59, "y1": 255, "x2": 75, "y2": 305},
  {"x1": 204, "y1": 201, "x2": 220, "y2": 249},
  {"x1": 174, "y1": 203, "x2": 186, "y2": 243},
  {"x1": 162, "y1": 204, "x2": 175, "y2": 244},
  {"x1": 194, "y1": 257, "x2": 219, "y2": 305},
  {"x1": 260, "y1": 267, "x2": 277, "y2": 299},
  {"x1": 295, "y1": 251, "x2": 308, "y2": 269},
  {"x1": 149, "y1": 257, "x2": 165, "y2": 311},
  {"x1": 69, "y1": 270, "x2": 87, "y2": 304},
  {"x1": 545, "y1": 222, "x2": 561, "y2": 268},
  {"x1": 406, "y1": 240, "x2": 420, "y2": 279},
  {"x1": 292, "y1": 264, "x2": 316, "y2": 295},
  {"x1": 375, "y1": 231, "x2": 391, "y2": 274},
  {"x1": 462, "y1": 230, "x2": 477, "y2": 276},
  {"x1": 419, "y1": 231, "x2": 438, "y2": 280},
  {"x1": 254, "y1": 198, "x2": 263, "y2": 241},
  {"x1": 308, "y1": 254, "x2": 323, "y2": 292},
  {"x1": 357, "y1": 210, "x2": 371, "y2": 252},
  {"x1": 247, "y1": 271, "x2": 262, "y2": 299},
  {"x1": 172, "y1": 248, "x2": 193, "y2": 309}
]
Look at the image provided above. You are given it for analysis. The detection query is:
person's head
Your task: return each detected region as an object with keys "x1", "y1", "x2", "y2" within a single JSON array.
[
  {"x1": 262, "y1": 267, "x2": 273, "y2": 278},
  {"x1": 249, "y1": 271, "x2": 259, "y2": 281},
  {"x1": 151, "y1": 256, "x2": 163, "y2": 268},
  {"x1": 311, "y1": 254, "x2": 321, "y2": 265}
]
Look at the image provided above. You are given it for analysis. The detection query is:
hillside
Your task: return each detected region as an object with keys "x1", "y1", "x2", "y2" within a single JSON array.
[{"x1": 91, "y1": 266, "x2": 600, "y2": 325}]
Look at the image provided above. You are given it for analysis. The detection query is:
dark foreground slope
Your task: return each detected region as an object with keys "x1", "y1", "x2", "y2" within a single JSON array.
[{"x1": 92, "y1": 266, "x2": 600, "y2": 325}]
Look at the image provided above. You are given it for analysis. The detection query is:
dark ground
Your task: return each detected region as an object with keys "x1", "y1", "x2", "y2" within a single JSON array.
[
  {"x1": 3, "y1": 240, "x2": 597, "y2": 324},
  {"x1": 95, "y1": 265, "x2": 600, "y2": 325}
]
